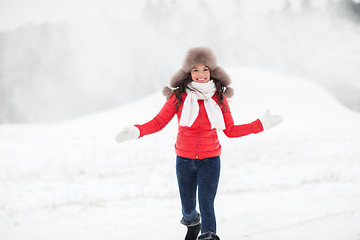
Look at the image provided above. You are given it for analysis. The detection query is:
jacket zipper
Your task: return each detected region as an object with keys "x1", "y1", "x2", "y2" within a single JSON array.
[{"x1": 195, "y1": 101, "x2": 202, "y2": 159}]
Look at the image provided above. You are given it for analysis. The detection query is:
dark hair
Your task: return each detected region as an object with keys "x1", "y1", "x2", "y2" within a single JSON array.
[{"x1": 173, "y1": 73, "x2": 227, "y2": 111}]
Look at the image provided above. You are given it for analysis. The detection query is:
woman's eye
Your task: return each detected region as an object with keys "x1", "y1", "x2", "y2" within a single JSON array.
[{"x1": 204, "y1": 68, "x2": 209, "y2": 71}]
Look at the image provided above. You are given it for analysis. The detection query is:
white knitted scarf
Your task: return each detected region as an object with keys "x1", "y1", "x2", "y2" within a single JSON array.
[{"x1": 179, "y1": 80, "x2": 225, "y2": 130}]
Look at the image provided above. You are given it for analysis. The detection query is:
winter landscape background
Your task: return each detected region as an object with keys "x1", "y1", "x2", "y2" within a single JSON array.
[
  {"x1": 1, "y1": 0, "x2": 360, "y2": 240},
  {"x1": 0, "y1": 0, "x2": 360, "y2": 122}
]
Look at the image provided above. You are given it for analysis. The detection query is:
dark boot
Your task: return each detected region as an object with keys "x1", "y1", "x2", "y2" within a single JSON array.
[
  {"x1": 197, "y1": 232, "x2": 220, "y2": 240},
  {"x1": 185, "y1": 223, "x2": 201, "y2": 240},
  {"x1": 180, "y1": 214, "x2": 201, "y2": 240}
]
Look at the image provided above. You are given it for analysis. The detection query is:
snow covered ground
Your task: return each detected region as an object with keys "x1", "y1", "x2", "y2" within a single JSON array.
[{"x1": 1, "y1": 67, "x2": 360, "y2": 240}]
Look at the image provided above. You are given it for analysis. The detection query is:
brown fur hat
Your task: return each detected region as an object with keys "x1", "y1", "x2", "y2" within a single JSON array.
[{"x1": 163, "y1": 47, "x2": 234, "y2": 98}]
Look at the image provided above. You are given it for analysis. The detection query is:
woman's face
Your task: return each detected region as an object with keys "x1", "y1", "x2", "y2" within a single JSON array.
[{"x1": 190, "y1": 64, "x2": 210, "y2": 83}]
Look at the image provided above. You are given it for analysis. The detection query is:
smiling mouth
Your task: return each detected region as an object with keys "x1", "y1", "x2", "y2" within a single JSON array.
[{"x1": 197, "y1": 78, "x2": 206, "y2": 81}]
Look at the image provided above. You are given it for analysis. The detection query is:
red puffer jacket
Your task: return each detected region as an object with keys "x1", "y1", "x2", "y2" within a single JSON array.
[{"x1": 135, "y1": 93, "x2": 263, "y2": 159}]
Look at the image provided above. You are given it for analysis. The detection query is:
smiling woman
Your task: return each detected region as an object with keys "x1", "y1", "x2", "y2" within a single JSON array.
[
  {"x1": 115, "y1": 47, "x2": 283, "y2": 240},
  {"x1": 191, "y1": 64, "x2": 211, "y2": 83}
]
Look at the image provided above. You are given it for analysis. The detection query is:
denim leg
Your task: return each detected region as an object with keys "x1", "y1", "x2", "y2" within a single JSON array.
[
  {"x1": 197, "y1": 156, "x2": 220, "y2": 233},
  {"x1": 176, "y1": 156, "x2": 199, "y2": 221}
]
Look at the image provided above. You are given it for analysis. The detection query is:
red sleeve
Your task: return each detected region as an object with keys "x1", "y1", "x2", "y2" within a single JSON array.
[
  {"x1": 134, "y1": 94, "x2": 177, "y2": 138},
  {"x1": 221, "y1": 96, "x2": 264, "y2": 138}
]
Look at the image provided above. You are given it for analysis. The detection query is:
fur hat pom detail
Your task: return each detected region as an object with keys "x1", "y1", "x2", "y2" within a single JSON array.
[
  {"x1": 162, "y1": 86, "x2": 173, "y2": 98},
  {"x1": 224, "y1": 87, "x2": 234, "y2": 98}
]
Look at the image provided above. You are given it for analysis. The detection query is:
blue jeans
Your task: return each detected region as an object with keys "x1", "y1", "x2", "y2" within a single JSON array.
[{"x1": 176, "y1": 156, "x2": 221, "y2": 233}]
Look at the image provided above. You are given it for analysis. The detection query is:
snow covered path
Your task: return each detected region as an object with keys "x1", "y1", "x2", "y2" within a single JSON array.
[{"x1": 2, "y1": 172, "x2": 360, "y2": 240}]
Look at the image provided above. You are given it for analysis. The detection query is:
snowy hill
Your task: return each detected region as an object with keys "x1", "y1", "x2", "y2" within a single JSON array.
[
  {"x1": 55, "y1": 66, "x2": 360, "y2": 138},
  {"x1": 1, "y1": 68, "x2": 360, "y2": 240}
]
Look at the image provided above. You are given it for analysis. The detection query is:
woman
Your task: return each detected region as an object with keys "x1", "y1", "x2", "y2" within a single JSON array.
[{"x1": 115, "y1": 47, "x2": 283, "y2": 240}]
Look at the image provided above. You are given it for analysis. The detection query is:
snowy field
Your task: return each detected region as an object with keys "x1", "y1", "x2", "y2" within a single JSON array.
[{"x1": 1, "y1": 67, "x2": 360, "y2": 240}]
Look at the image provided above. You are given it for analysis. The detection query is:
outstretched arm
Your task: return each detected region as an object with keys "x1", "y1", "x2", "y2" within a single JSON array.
[
  {"x1": 134, "y1": 94, "x2": 177, "y2": 137},
  {"x1": 222, "y1": 111, "x2": 263, "y2": 138},
  {"x1": 115, "y1": 94, "x2": 177, "y2": 143},
  {"x1": 221, "y1": 97, "x2": 282, "y2": 138}
]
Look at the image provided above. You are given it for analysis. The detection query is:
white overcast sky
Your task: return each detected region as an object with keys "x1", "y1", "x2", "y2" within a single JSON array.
[
  {"x1": 0, "y1": 0, "x2": 333, "y2": 31},
  {"x1": 0, "y1": 0, "x2": 146, "y2": 31}
]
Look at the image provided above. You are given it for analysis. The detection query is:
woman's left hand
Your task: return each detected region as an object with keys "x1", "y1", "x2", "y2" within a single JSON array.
[{"x1": 259, "y1": 109, "x2": 283, "y2": 131}]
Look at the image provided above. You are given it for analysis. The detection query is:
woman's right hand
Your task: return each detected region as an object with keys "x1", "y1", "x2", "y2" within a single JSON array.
[{"x1": 115, "y1": 126, "x2": 140, "y2": 143}]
